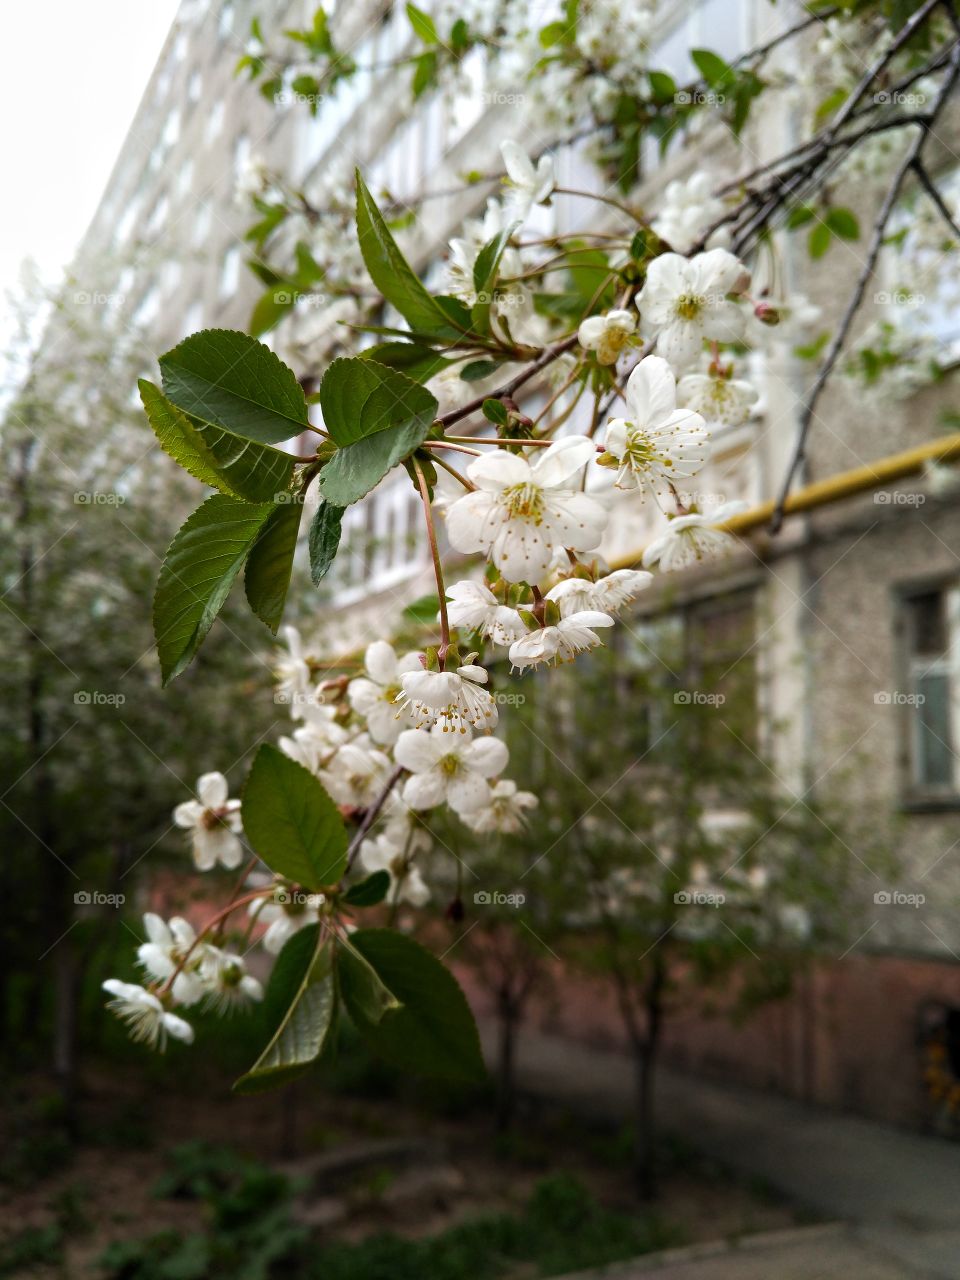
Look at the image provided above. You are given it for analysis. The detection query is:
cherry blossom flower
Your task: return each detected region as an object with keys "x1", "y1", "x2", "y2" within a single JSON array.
[
  {"x1": 501, "y1": 139, "x2": 555, "y2": 218},
  {"x1": 546, "y1": 568, "x2": 653, "y2": 617},
  {"x1": 508, "y1": 611, "x2": 615, "y2": 670},
  {"x1": 395, "y1": 725, "x2": 509, "y2": 813},
  {"x1": 602, "y1": 355, "x2": 709, "y2": 492},
  {"x1": 173, "y1": 773, "x2": 243, "y2": 871},
  {"x1": 200, "y1": 949, "x2": 264, "y2": 1011},
  {"x1": 347, "y1": 640, "x2": 421, "y2": 745},
  {"x1": 322, "y1": 738, "x2": 391, "y2": 808},
  {"x1": 637, "y1": 249, "x2": 751, "y2": 369},
  {"x1": 275, "y1": 625, "x2": 313, "y2": 715},
  {"x1": 248, "y1": 888, "x2": 324, "y2": 955},
  {"x1": 397, "y1": 663, "x2": 498, "y2": 733},
  {"x1": 445, "y1": 580, "x2": 526, "y2": 645},
  {"x1": 278, "y1": 700, "x2": 348, "y2": 774},
  {"x1": 578, "y1": 309, "x2": 637, "y2": 364},
  {"x1": 652, "y1": 173, "x2": 727, "y2": 253},
  {"x1": 459, "y1": 780, "x2": 539, "y2": 834},
  {"x1": 102, "y1": 979, "x2": 194, "y2": 1050},
  {"x1": 677, "y1": 369, "x2": 758, "y2": 428},
  {"x1": 445, "y1": 436, "x2": 607, "y2": 583},
  {"x1": 137, "y1": 913, "x2": 205, "y2": 1006},
  {"x1": 641, "y1": 500, "x2": 749, "y2": 571},
  {"x1": 358, "y1": 833, "x2": 431, "y2": 906}
]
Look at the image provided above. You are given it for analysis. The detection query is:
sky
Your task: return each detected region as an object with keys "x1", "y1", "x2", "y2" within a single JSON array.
[{"x1": 1, "y1": 1, "x2": 180, "y2": 332}]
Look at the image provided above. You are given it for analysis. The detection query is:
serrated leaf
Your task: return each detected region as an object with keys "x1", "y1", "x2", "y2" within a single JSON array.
[
  {"x1": 342, "y1": 870, "x2": 391, "y2": 906},
  {"x1": 319, "y1": 357, "x2": 437, "y2": 446},
  {"x1": 159, "y1": 329, "x2": 309, "y2": 445},
  {"x1": 482, "y1": 398, "x2": 509, "y2": 426},
  {"x1": 244, "y1": 499, "x2": 304, "y2": 631},
  {"x1": 319, "y1": 420, "x2": 433, "y2": 507},
  {"x1": 233, "y1": 926, "x2": 334, "y2": 1093},
  {"x1": 359, "y1": 341, "x2": 451, "y2": 382},
  {"x1": 356, "y1": 172, "x2": 466, "y2": 337},
  {"x1": 338, "y1": 936, "x2": 403, "y2": 1025},
  {"x1": 140, "y1": 381, "x2": 295, "y2": 503},
  {"x1": 242, "y1": 744, "x2": 348, "y2": 888},
  {"x1": 339, "y1": 929, "x2": 486, "y2": 1082},
  {"x1": 308, "y1": 501, "x2": 344, "y2": 585},
  {"x1": 153, "y1": 494, "x2": 274, "y2": 684},
  {"x1": 460, "y1": 359, "x2": 502, "y2": 382}
]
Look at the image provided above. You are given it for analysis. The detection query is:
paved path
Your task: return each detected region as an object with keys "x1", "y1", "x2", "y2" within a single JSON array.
[{"x1": 482, "y1": 1027, "x2": 960, "y2": 1280}]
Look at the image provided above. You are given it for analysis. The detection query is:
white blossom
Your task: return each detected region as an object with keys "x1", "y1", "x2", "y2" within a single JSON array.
[
  {"x1": 459, "y1": 780, "x2": 539, "y2": 834},
  {"x1": 102, "y1": 979, "x2": 194, "y2": 1050},
  {"x1": 677, "y1": 369, "x2": 758, "y2": 428},
  {"x1": 546, "y1": 568, "x2": 653, "y2": 616},
  {"x1": 500, "y1": 139, "x2": 555, "y2": 218},
  {"x1": 641, "y1": 500, "x2": 749, "y2": 571},
  {"x1": 445, "y1": 579, "x2": 526, "y2": 645},
  {"x1": 637, "y1": 249, "x2": 751, "y2": 370},
  {"x1": 652, "y1": 173, "x2": 727, "y2": 254},
  {"x1": 348, "y1": 640, "x2": 420, "y2": 745},
  {"x1": 358, "y1": 833, "x2": 431, "y2": 906},
  {"x1": 578, "y1": 309, "x2": 637, "y2": 364},
  {"x1": 445, "y1": 437, "x2": 607, "y2": 583},
  {"x1": 395, "y1": 725, "x2": 509, "y2": 813},
  {"x1": 173, "y1": 773, "x2": 243, "y2": 871},
  {"x1": 322, "y1": 738, "x2": 391, "y2": 808},
  {"x1": 137, "y1": 914, "x2": 205, "y2": 1007},
  {"x1": 275, "y1": 625, "x2": 313, "y2": 715},
  {"x1": 397, "y1": 663, "x2": 498, "y2": 734},
  {"x1": 603, "y1": 355, "x2": 709, "y2": 492},
  {"x1": 200, "y1": 949, "x2": 264, "y2": 1011},
  {"x1": 249, "y1": 889, "x2": 323, "y2": 955},
  {"x1": 278, "y1": 700, "x2": 348, "y2": 774},
  {"x1": 508, "y1": 611, "x2": 615, "y2": 670}
]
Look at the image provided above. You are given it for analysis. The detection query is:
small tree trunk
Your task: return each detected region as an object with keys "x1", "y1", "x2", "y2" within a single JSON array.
[
  {"x1": 632, "y1": 1040, "x2": 658, "y2": 1198},
  {"x1": 495, "y1": 990, "x2": 518, "y2": 1131},
  {"x1": 53, "y1": 939, "x2": 81, "y2": 1133}
]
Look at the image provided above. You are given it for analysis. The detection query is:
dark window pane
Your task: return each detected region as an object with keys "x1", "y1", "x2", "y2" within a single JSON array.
[
  {"x1": 915, "y1": 672, "x2": 954, "y2": 787},
  {"x1": 909, "y1": 592, "x2": 947, "y2": 657}
]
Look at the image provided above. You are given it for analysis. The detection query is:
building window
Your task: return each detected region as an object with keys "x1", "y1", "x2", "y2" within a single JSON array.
[
  {"x1": 219, "y1": 1, "x2": 234, "y2": 40},
  {"x1": 900, "y1": 584, "x2": 960, "y2": 802},
  {"x1": 188, "y1": 69, "x2": 202, "y2": 103},
  {"x1": 219, "y1": 244, "x2": 241, "y2": 299},
  {"x1": 206, "y1": 99, "x2": 225, "y2": 144}
]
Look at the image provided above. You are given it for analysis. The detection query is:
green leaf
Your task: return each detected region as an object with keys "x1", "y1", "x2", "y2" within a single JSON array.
[
  {"x1": 319, "y1": 357, "x2": 438, "y2": 446},
  {"x1": 472, "y1": 220, "x2": 521, "y2": 296},
  {"x1": 319, "y1": 421, "x2": 433, "y2": 507},
  {"x1": 339, "y1": 929, "x2": 486, "y2": 1082},
  {"x1": 342, "y1": 871, "x2": 391, "y2": 906},
  {"x1": 691, "y1": 48, "x2": 734, "y2": 88},
  {"x1": 355, "y1": 172, "x2": 465, "y2": 336},
  {"x1": 360, "y1": 341, "x2": 451, "y2": 383},
  {"x1": 159, "y1": 329, "x2": 309, "y2": 445},
  {"x1": 406, "y1": 2, "x2": 437, "y2": 41},
  {"x1": 308, "y1": 501, "x2": 344, "y2": 586},
  {"x1": 242, "y1": 744, "x2": 348, "y2": 888},
  {"x1": 825, "y1": 206, "x2": 860, "y2": 240},
  {"x1": 482, "y1": 398, "x2": 509, "y2": 426},
  {"x1": 411, "y1": 49, "x2": 438, "y2": 98},
  {"x1": 785, "y1": 205, "x2": 815, "y2": 230},
  {"x1": 249, "y1": 284, "x2": 298, "y2": 337},
  {"x1": 808, "y1": 222, "x2": 832, "y2": 259},
  {"x1": 460, "y1": 359, "x2": 502, "y2": 382},
  {"x1": 402, "y1": 592, "x2": 441, "y2": 623},
  {"x1": 648, "y1": 70, "x2": 677, "y2": 103},
  {"x1": 539, "y1": 19, "x2": 569, "y2": 46},
  {"x1": 244, "y1": 499, "x2": 304, "y2": 632},
  {"x1": 233, "y1": 926, "x2": 335, "y2": 1093},
  {"x1": 339, "y1": 938, "x2": 404, "y2": 1026},
  {"x1": 153, "y1": 494, "x2": 274, "y2": 684},
  {"x1": 139, "y1": 381, "x2": 295, "y2": 503}
]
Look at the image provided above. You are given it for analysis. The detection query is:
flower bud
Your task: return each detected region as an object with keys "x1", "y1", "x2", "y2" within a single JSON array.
[{"x1": 754, "y1": 302, "x2": 780, "y2": 326}]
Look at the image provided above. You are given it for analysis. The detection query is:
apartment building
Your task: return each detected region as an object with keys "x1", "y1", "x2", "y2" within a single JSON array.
[{"x1": 72, "y1": 0, "x2": 960, "y2": 1124}]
